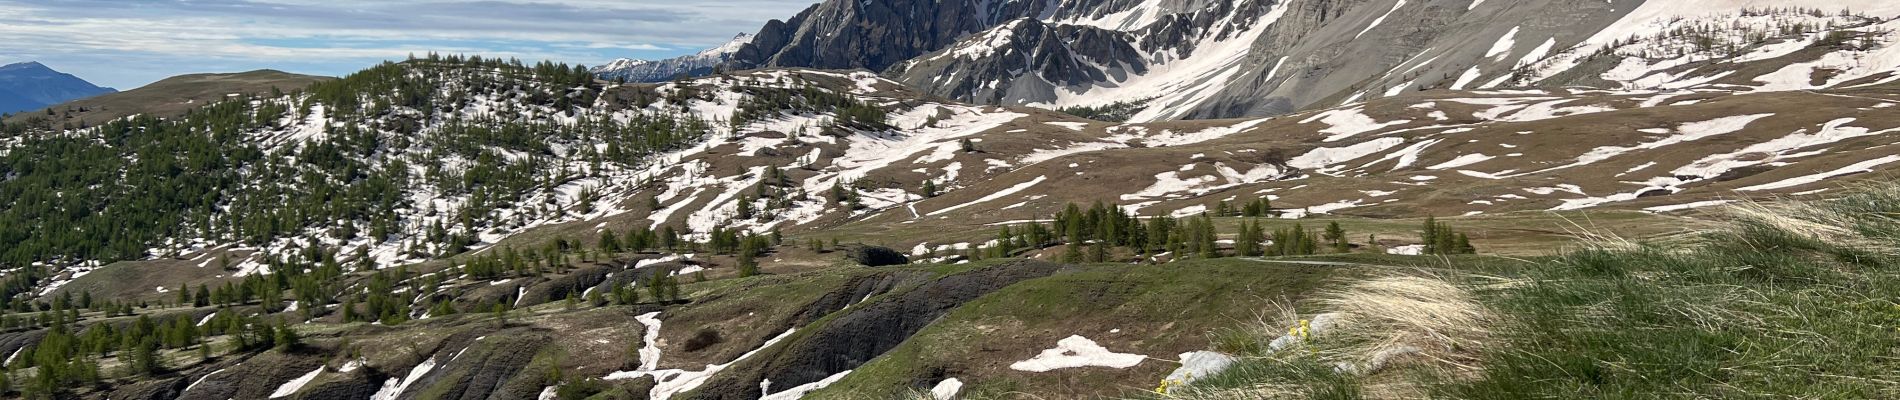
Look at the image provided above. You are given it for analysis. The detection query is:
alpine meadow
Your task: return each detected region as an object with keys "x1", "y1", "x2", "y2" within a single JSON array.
[{"x1": 1, "y1": 0, "x2": 1899, "y2": 399}]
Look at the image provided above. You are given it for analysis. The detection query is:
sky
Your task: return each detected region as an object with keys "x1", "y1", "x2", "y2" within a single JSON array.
[{"x1": 0, "y1": 0, "x2": 819, "y2": 89}]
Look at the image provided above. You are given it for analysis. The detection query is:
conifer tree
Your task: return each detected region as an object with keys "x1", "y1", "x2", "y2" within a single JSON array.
[
  {"x1": 274, "y1": 321, "x2": 301, "y2": 350},
  {"x1": 647, "y1": 277, "x2": 665, "y2": 303},
  {"x1": 599, "y1": 230, "x2": 621, "y2": 253},
  {"x1": 1324, "y1": 222, "x2": 1349, "y2": 253},
  {"x1": 1196, "y1": 214, "x2": 1220, "y2": 258},
  {"x1": 738, "y1": 239, "x2": 760, "y2": 277},
  {"x1": 1235, "y1": 220, "x2": 1262, "y2": 257}
]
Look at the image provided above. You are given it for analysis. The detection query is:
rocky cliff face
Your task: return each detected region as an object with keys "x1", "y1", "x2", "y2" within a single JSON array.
[
  {"x1": 724, "y1": 0, "x2": 1240, "y2": 73},
  {"x1": 704, "y1": 0, "x2": 1900, "y2": 122},
  {"x1": 890, "y1": 0, "x2": 1638, "y2": 120},
  {"x1": 592, "y1": 34, "x2": 755, "y2": 83}
]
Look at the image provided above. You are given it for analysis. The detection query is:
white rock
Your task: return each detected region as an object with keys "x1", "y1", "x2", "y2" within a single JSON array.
[
  {"x1": 1163, "y1": 351, "x2": 1237, "y2": 385},
  {"x1": 931, "y1": 378, "x2": 964, "y2": 400}
]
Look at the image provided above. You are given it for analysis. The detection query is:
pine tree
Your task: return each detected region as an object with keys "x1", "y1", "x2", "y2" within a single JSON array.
[
  {"x1": 1197, "y1": 214, "x2": 1220, "y2": 258},
  {"x1": 738, "y1": 239, "x2": 760, "y2": 277},
  {"x1": 921, "y1": 180, "x2": 938, "y2": 197},
  {"x1": 1063, "y1": 242, "x2": 1084, "y2": 263},
  {"x1": 1235, "y1": 220, "x2": 1262, "y2": 257},
  {"x1": 274, "y1": 321, "x2": 300, "y2": 350},
  {"x1": 194, "y1": 284, "x2": 212, "y2": 307},
  {"x1": 599, "y1": 230, "x2": 621, "y2": 253},
  {"x1": 1089, "y1": 241, "x2": 1109, "y2": 263},
  {"x1": 659, "y1": 227, "x2": 680, "y2": 251},
  {"x1": 736, "y1": 196, "x2": 756, "y2": 219},
  {"x1": 341, "y1": 298, "x2": 358, "y2": 323},
  {"x1": 123, "y1": 338, "x2": 162, "y2": 376},
  {"x1": 647, "y1": 277, "x2": 665, "y2": 303},
  {"x1": 1324, "y1": 222, "x2": 1349, "y2": 253},
  {"x1": 1242, "y1": 197, "x2": 1273, "y2": 217}
]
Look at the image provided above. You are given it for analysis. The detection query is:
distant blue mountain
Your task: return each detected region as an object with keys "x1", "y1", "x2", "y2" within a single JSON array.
[{"x1": 0, "y1": 61, "x2": 116, "y2": 115}]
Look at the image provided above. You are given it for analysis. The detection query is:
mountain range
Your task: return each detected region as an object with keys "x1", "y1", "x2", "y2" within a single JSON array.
[
  {"x1": 0, "y1": 61, "x2": 116, "y2": 115},
  {"x1": 591, "y1": 34, "x2": 756, "y2": 83},
  {"x1": 599, "y1": 0, "x2": 1900, "y2": 122}
]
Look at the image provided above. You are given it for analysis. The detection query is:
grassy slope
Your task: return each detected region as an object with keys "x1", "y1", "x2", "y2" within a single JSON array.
[
  {"x1": 1438, "y1": 197, "x2": 1900, "y2": 398},
  {"x1": 1164, "y1": 184, "x2": 1900, "y2": 399},
  {"x1": 811, "y1": 259, "x2": 1352, "y2": 399},
  {"x1": 819, "y1": 208, "x2": 1706, "y2": 259},
  {"x1": 4, "y1": 70, "x2": 332, "y2": 127}
]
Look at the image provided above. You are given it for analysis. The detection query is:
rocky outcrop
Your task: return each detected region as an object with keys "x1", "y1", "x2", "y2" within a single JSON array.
[
  {"x1": 396, "y1": 332, "x2": 555, "y2": 400},
  {"x1": 520, "y1": 264, "x2": 616, "y2": 306},
  {"x1": 689, "y1": 260, "x2": 1067, "y2": 399},
  {"x1": 592, "y1": 34, "x2": 754, "y2": 83},
  {"x1": 291, "y1": 372, "x2": 384, "y2": 400},
  {"x1": 176, "y1": 352, "x2": 328, "y2": 400},
  {"x1": 889, "y1": 19, "x2": 1145, "y2": 105},
  {"x1": 715, "y1": 0, "x2": 1663, "y2": 121},
  {"x1": 843, "y1": 245, "x2": 911, "y2": 267},
  {"x1": 727, "y1": 0, "x2": 1030, "y2": 73},
  {"x1": 107, "y1": 376, "x2": 187, "y2": 400}
]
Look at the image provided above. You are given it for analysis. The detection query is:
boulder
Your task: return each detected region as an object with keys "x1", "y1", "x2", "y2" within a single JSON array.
[{"x1": 844, "y1": 245, "x2": 910, "y2": 267}]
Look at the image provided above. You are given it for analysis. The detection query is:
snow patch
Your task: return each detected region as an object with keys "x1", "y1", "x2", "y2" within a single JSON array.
[
  {"x1": 1009, "y1": 335, "x2": 1146, "y2": 372},
  {"x1": 270, "y1": 366, "x2": 325, "y2": 398}
]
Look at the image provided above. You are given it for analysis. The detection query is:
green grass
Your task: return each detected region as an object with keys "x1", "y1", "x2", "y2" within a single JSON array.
[
  {"x1": 1174, "y1": 184, "x2": 1900, "y2": 398},
  {"x1": 1434, "y1": 189, "x2": 1900, "y2": 398},
  {"x1": 810, "y1": 258, "x2": 1351, "y2": 399},
  {"x1": 817, "y1": 208, "x2": 1705, "y2": 259}
]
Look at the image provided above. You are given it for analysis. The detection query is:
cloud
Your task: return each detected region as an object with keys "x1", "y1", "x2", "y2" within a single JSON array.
[{"x1": 0, "y1": 0, "x2": 818, "y2": 88}]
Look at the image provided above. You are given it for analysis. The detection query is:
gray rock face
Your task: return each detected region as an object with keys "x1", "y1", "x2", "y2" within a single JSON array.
[
  {"x1": 1176, "y1": 0, "x2": 1634, "y2": 119},
  {"x1": 844, "y1": 245, "x2": 910, "y2": 267},
  {"x1": 727, "y1": 0, "x2": 1023, "y2": 73},
  {"x1": 887, "y1": 18, "x2": 1145, "y2": 106},
  {"x1": 703, "y1": 0, "x2": 1725, "y2": 122},
  {"x1": 724, "y1": 0, "x2": 1225, "y2": 73},
  {"x1": 892, "y1": 0, "x2": 1640, "y2": 120},
  {"x1": 690, "y1": 260, "x2": 1066, "y2": 399},
  {"x1": 592, "y1": 34, "x2": 754, "y2": 83}
]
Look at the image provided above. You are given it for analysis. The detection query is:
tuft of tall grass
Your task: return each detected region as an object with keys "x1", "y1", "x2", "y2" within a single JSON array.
[{"x1": 1164, "y1": 274, "x2": 1492, "y2": 400}]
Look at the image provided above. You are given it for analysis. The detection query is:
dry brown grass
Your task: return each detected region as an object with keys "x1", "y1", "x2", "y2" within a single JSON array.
[
  {"x1": 1727, "y1": 194, "x2": 1896, "y2": 253},
  {"x1": 1167, "y1": 274, "x2": 1495, "y2": 400},
  {"x1": 1313, "y1": 275, "x2": 1492, "y2": 376}
]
